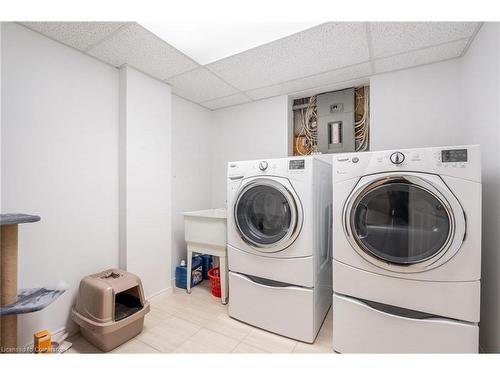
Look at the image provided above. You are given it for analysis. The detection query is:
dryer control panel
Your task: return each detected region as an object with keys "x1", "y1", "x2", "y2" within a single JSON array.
[{"x1": 332, "y1": 145, "x2": 480, "y2": 183}]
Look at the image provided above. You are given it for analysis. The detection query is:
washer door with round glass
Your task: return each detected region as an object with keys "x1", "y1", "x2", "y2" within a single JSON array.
[
  {"x1": 235, "y1": 178, "x2": 302, "y2": 253},
  {"x1": 344, "y1": 173, "x2": 466, "y2": 272}
]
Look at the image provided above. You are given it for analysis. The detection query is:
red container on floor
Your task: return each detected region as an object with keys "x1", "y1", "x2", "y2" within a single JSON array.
[{"x1": 208, "y1": 268, "x2": 221, "y2": 297}]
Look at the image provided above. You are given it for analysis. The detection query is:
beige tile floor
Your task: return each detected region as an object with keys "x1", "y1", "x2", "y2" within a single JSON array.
[{"x1": 67, "y1": 281, "x2": 333, "y2": 354}]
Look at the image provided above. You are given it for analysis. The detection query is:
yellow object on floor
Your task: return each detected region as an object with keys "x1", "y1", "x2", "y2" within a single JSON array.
[{"x1": 34, "y1": 330, "x2": 51, "y2": 353}]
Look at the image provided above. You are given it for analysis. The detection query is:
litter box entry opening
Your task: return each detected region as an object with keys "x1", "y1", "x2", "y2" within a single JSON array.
[{"x1": 114, "y1": 286, "x2": 143, "y2": 321}]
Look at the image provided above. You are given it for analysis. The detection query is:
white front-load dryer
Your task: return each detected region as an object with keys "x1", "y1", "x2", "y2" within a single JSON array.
[
  {"x1": 227, "y1": 156, "x2": 332, "y2": 343},
  {"x1": 331, "y1": 145, "x2": 481, "y2": 353}
]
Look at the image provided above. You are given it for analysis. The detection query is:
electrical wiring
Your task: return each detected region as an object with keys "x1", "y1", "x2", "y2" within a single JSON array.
[
  {"x1": 295, "y1": 96, "x2": 318, "y2": 155},
  {"x1": 294, "y1": 86, "x2": 369, "y2": 155},
  {"x1": 354, "y1": 87, "x2": 370, "y2": 152}
]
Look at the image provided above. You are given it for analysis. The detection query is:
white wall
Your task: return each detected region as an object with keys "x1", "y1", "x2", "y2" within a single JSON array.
[
  {"x1": 171, "y1": 95, "x2": 213, "y2": 273},
  {"x1": 0, "y1": 23, "x2": 2, "y2": 210},
  {"x1": 370, "y1": 59, "x2": 466, "y2": 150},
  {"x1": 119, "y1": 66, "x2": 172, "y2": 298},
  {"x1": 210, "y1": 95, "x2": 289, "y2": 207},
  {"x1": 460, "y1": 23, "x2": 500, "y2": 353},
  {"x1": 1, "y1": 23, "x2": 119, "y2": 345}
]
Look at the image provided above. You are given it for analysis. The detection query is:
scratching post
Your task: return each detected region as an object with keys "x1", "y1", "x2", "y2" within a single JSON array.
[
  {"x1": 1, "y1": 225, "x2": 18, "y2": 351},
  {"x1": 0, "y1": 214, "x2": 40, "y2": 353}
]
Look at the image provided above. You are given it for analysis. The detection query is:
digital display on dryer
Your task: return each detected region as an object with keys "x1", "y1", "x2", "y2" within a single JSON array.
[
  {"x1": 289, "y1": 160, "x2": 305, "y2": 169},
  {"x1": 441, "y1": 149, "x2": 468, "y2": 163}
]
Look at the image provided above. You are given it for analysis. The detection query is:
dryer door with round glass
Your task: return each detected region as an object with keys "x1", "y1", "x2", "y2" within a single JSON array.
[
  {"x1": 344, "y1": 173, "x2": 465, "y2": 272},
  {"x1": 235, "y1": 178, "x2": 302, "y2": 253}
]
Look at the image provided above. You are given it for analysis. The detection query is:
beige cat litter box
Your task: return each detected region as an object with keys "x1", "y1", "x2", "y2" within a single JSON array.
[{"x1": 72, "y1": 269, "x2": 150, "y2": 352}]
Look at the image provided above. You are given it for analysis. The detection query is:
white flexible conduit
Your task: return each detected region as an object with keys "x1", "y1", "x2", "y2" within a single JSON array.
[
  {"x1": 295, "y1": 95, "x2": 317, "y2": 155},
  {"x1": 354, "y1": 86, "x2": 370, "y2": 152}
]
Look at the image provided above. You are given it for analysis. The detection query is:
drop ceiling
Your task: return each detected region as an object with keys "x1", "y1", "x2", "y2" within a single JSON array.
[
  {"x1": 138, "y1": 22, "x2": 321, "y2": 65},
  {"x1": 20, "y1": 21, "x2": 481, "y2": 110}
]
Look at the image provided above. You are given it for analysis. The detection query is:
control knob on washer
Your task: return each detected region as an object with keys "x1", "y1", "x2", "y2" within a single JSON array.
[
  {"x1": 390, "y1": 152, "x2": 405, "y2": 165},
  {"x1": 259, "y1": 161, "x2": 268, "y2": 171}
]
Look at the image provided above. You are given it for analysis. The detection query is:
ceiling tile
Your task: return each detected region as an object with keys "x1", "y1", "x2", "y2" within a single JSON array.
[
  {"x1": 200, "y1": 93, "x2": 251, "y2": 110},
  {"x1": 87, "y1": 23, "x2": 198, "y2": 79},
  {"x1": 370, "y1": 22, "x2": 478, "y2": 58},
  {"x1": 246, "y1": 63, "x2": 372, "y2": 100},
  {"x1": 207, "y1": 22, "x2": 369, "y2": 91},
  {"x1": 374, "y1": 39, "x2": 468, "y2": 74},
  {"x1": 20, "y1": 22, "x2": 126, "y2": 51},
  {"x1": 167, "y1": 68, "x2": 238, "y2": 103}
]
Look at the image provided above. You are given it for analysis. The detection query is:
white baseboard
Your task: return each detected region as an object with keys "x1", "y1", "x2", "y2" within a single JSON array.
[{"x1": 147, "y1": 286, "x2": 173, "y2": 301}]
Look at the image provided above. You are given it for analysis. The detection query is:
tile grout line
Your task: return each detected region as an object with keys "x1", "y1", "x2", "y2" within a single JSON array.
[
  {"x1": 136, "y1": 300, "x2": 206, "y2": 353},
  {"x1": 116, "y1": 339, "x2": 161, "y2": 354},
  {"x1": 136, "y1": 319, "x2": 203, "y2": 354},
  {"x1": 180, "y1": 297, "x2": 303, "y2": 353},
  {"x1": 201, "y1": 319, "x2": 254, "y2": 347},
  {"x1": 232, "y1": 340, "x2": 271, "y2": 354},
  {"x1": 164, "y1": 296, "x2": 254, "y2": 353},
  {"x1": 241, "y1": 328, "x2": 299, "y2": 354}
]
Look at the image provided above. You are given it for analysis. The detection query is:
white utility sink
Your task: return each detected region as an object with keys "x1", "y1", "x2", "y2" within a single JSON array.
[
  {"x1": 182, "y1": 208, "x2": 227, "y2": 251},
  {"x1": 182, "y1": 208, "x2": 228, "y2": 303}
]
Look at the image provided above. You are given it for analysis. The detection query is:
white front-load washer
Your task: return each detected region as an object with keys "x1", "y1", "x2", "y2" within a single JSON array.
[
  {"x1": 227, "y1": 156, "x2": 332, "y2": 343},
  {"x1": 331, "y1": 145, "x2": 481, "y2": 353}
]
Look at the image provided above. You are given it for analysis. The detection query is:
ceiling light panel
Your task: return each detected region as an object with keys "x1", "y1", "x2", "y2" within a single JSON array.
[
  {"x1": 370, "y1": 22, "x2": 479, "y2": 58},
  {"x1": 20, "y1": 22, "x2": 126, "y2": 51},
  {"x1": 140, "y1": 22, "x2": 320, "y2": 65},
  {"x1": 87, "y1": 23, "x2": 198, "y2": 80},
  {"x1": 167, "y1": 67, "x2": 239, "y2": 103},
  {"x1": 207, "y1": 22, "x2": 370, "y2": 91}
]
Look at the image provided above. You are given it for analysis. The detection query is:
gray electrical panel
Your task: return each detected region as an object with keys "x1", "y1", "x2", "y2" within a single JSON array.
[{"x1": 317, "y1": 88, "x2": 355, "y2": 153}]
